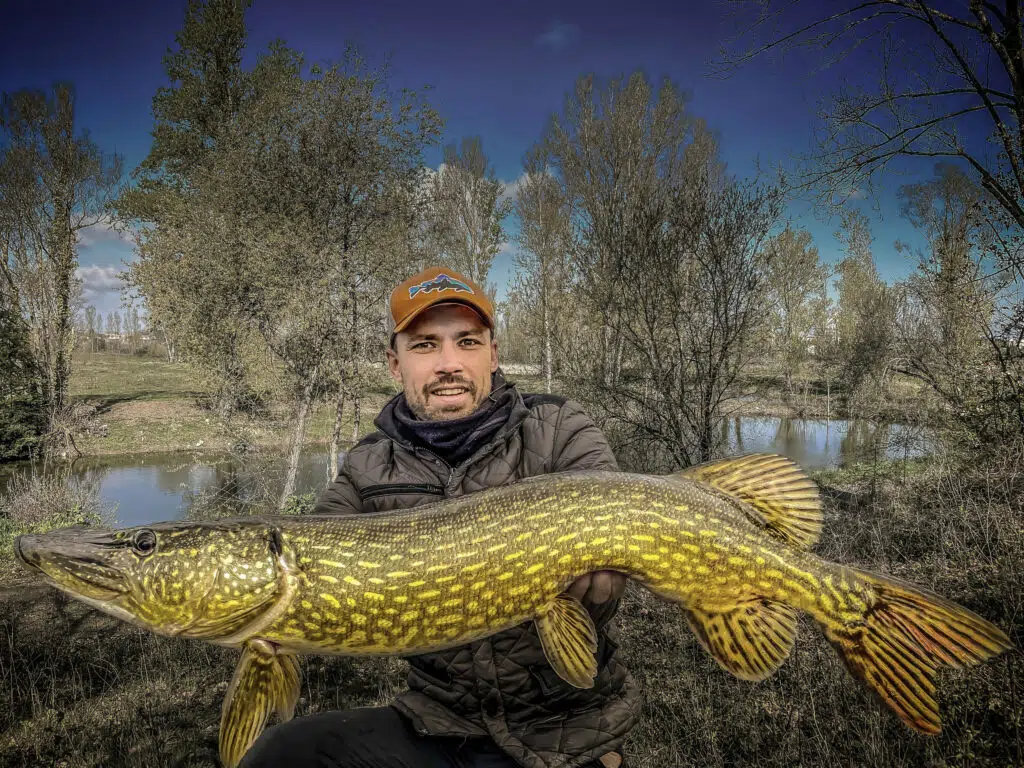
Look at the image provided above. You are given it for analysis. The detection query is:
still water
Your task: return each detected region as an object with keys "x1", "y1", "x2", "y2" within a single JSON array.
[{"x1": 1, "y1": 416, "x2": 927, "y2": 528}]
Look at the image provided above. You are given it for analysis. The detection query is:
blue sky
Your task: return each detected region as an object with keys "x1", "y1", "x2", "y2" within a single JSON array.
[{"x1": 2, "y1": 0, "x2": 944, "y2": 317}]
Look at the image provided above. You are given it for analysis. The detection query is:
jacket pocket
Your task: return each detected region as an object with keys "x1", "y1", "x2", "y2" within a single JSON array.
[{"x1": 359, "y1": 483, "x2": 444, "y2": 502}]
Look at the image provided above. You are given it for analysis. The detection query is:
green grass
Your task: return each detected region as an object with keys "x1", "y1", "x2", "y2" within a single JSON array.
[{"x1": 70, "y1": 353, "x2": 204, "y2": 402}]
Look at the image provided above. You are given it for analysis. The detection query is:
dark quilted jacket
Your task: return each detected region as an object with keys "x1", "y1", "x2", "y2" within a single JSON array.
[{"x1": 313, "y1": 371, "x2": 641, "y2": 768}]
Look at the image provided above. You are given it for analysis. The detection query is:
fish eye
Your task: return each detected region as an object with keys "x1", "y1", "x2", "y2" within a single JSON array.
[{"x1": 132, "y1": 529, "x2": 158, "y2": 557}]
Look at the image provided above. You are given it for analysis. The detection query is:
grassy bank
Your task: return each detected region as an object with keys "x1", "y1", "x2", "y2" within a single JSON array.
[
  {"x1": 0, "y1": 456, "x2": 1019, "y2": 767},
  {"x1": 65, "y1": 353, "x2": 398, "y2": 457}
]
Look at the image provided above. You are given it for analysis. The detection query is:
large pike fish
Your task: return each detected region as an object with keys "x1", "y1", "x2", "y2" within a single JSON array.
[{"x1": 14, "y1": 454, "x2": 1013, "y2": 766}]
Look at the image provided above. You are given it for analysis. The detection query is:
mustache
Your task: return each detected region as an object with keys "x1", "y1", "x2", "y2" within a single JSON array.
[{"x1": 423, "y1": 377, "x2": 476, "y2": 397}]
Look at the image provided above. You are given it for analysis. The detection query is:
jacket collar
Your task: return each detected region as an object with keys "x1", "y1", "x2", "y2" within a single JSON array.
[{"x1": 374, "y1": 368, "x2": 532, "y2": 466}]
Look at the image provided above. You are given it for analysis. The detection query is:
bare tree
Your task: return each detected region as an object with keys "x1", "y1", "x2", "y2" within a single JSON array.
[
  {"x1": 895, "y1": 164, "x2": 1023, "y2": 444},
  {"x1": 544, "y1": 72, "x2": 691, "y2": 389},
  {"x1": 427, "y1": 136, "x2": 511, "y2": 296},
  {"x1": 510, "y1": 144, "x2": 573, "y2": 393},
  {"x1": 764, "y1": 227, "x2": 831, "y2": 401},
  {"x1": 720, "y1": 0, "x2": 1024, "y2": 239},
  {"x1": 0, "y1": 84, "x2": 122, "y2": 457}
]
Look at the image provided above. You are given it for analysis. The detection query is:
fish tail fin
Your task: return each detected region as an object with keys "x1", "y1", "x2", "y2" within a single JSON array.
[{"x1": 828, "y1": 568, "x2": 1013, "y2": 734}]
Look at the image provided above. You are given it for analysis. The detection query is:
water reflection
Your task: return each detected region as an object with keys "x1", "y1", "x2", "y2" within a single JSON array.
[{"x1": 0, "y1": 416, "x2": 928, "y2": 528}]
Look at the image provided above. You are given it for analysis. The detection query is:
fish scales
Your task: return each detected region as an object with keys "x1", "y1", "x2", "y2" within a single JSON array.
[
  {"x1": 14, "y1": 454, "x2": 1013, "y2": 768},
  {"x1": 263, "y1": 472, "x2": 833, "y2": 655}
]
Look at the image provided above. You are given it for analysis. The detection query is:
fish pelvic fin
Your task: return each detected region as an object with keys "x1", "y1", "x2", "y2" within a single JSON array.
[
  {"x1": 535, "y1": 593, "x2": 599, "y2": 688},
  {"x1": 673, "y1": 453, "x2": 822, "y2": 548},
  {"x1": 219, "y1": 639, "x2": 301, "y2": 768},
  {"x1": 827, "y1": 568, "x2": 1013, "y2": 735},
  {"x1": 687, "y1": 599, "x2": 798, "y2": 681}
]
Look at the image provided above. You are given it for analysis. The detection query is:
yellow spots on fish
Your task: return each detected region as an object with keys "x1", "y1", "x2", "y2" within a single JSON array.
[
  {"x1": 417, "y1": 589, "x2": 441, "y2": 600},
  {"x1": 442, "y1": 598, "x2": 462, "y2": 609},
  {"x1": 436, "y1": 575, "x2": 456, "y2": 584},
  {"x1": 364, "y1": 592, "x2": 385, "y2": 602},
  {"x1": 467, "y1": 615, "x2": 486, "y2": 628},
  {"x1": 357, "y1": 560, "x2": 380, "y2": 569},
  {"x1": 509, "y1": 584, "x2": 532, "y2": 597},
  {"x1": 348, "y1": 630, "x2": 367, "y2": 644},
  {"x1": 426, "y1": 564, "x2": 450, "y2": 573},
  {"x1": 318, "y1": 559, "x2": 346, "y2": 569},
  {"x1": 695, "y1": 565, "x2": 710, "y2": 575},
  {"x1": 189, "y1": 549, "x2": 198, "y2": 557},
  {"x1": 539, "y1": 525, "x2": 559, "y2": 536},
  {"x1": 471, "y1": 534, "x2": 493, "y2": 545},
  {"x1": 486, "y1": 542, "x2": 508, "y2": 554},
  {"x1": 660, "y1": 534, "x2": 676, "y2": 543},
  {"x1": 755, "y1": 556, "x2": 766, "y2": 566},
  {"x1": 461, "y1": 563, "x2": 485, "y2": 574},
  {"x1": 532, "y1": 545, "x2": 550, "y2": 555},
  {"x1": 558, "y1": 554, "x2": 573, "y2": 565},
  {"x1": 394, "y1": 595, "x2": 408, "y2": 604},
  {"x1": 515, "y1": 531, "x2": 533, "y2": 542},
  {"x1": 320, "y1": 593, "x2": 341, "y2": 609},
  {"x1": 524, "y1": 563, "x2": 545, "y2": 575},
  {"x1": 351, "y1": 613, "x2": 367, "y2": 626},
  {"x1": 641, "y1": 553, "x2": 661, "y2": 563},
  {"x1": 632, "y1": 534, "x2": 655, "y2": 543},
  {"x1": 556, "y1": 532, "x2": 578, "y2": 544},
  {"x1": 301, "y1": 600, "x2": 313, "y2": 610},
  {"x1": 343, "y1": 575, "x2": 361, "y2": 587},
  {"x1": 496, "y1": 572, "x2": 514, "y2": 582},
  {"x1": 699, "y1": 530, "x2": 718, "y2": 538},
  {"x1": 470, "y1": 581, "x2": 486, "y2": 592},
  {"x1": 766, "y1": 569, "x2": 784, "y2": 580},
  {"x1": 408, "y1": 580, "x2": 427, "y2": 588},
  {"x1": 819, "y1": 593, "x2": 834, "y2": 612},
  {"x1": 525, "y1": 510, "x2": 550, "y2": 521},
  {"x1": 318, "y1": 574, "x2": 339, "y2": 585},
  {"x1": 435, "y1": 614, "x2": 463, "y2": 628},
  {"x1": 504, "y1": 550, "x2": 525, "y2": 561}
]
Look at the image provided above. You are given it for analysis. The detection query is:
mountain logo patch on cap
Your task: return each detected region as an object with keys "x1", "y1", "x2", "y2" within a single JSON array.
[{"x1": 408, "y1": 273, "x2": 475, "y2": 299}]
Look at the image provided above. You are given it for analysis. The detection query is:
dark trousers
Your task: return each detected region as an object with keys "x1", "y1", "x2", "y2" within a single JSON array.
[{"x1": 238, "y1": 705, "x2": 609, "y2": 768}]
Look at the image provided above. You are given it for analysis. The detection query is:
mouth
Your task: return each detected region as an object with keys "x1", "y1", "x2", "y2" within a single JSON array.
[{"x1": 14, "y1": 532, "x2": 128, "y2": 600}]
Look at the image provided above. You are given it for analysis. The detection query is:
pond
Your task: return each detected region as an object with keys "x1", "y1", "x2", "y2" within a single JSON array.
[{"x1": 0, "y1": 416, "x2": 928, "y2": 528}]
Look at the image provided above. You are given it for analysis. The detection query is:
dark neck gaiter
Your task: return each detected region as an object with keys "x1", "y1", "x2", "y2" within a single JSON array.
[{"x1": 391, "y1": 371, "x2": 515, "y2": 467}]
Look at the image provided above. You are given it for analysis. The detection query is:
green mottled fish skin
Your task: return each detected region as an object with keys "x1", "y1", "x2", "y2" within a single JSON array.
[{"x1": 14, "y1": 457, "x2": 1014, "y2": 753}]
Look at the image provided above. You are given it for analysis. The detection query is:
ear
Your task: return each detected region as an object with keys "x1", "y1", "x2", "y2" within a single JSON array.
[
  {"x1": 489, "y1": 333, "x2": 499, "y2": 373},
  {"x1": 386, "y1": 346, "x2": 402, "y2": 384}
]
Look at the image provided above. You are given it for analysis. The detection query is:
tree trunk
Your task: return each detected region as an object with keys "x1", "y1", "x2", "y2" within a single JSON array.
[
  {"x1": 279, "y1": 364, "x2": 319, "y2": 511},
  {"x1": 542, "y1": 286, "x2": 552, "y2": 394},
  {"x1": 47, "y1": 197, "x2": 75, "y2": 455},
  {"x1": 328, "y1": 368, "x2": 347, "y2": 486}
]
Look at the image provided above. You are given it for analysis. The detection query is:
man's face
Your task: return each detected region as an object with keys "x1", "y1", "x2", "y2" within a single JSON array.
[{"x1": 387, "y1": 303, "x2": 498, "y2": 421}]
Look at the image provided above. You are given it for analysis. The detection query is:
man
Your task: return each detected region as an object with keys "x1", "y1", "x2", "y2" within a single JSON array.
[{"x1": 241, "y1": 267, "x2": 639, "y2": 768}]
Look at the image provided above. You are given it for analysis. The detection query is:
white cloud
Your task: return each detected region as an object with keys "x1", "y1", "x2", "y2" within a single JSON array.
[
  {"x1": 77, "y1": 265, "x2": 125, "y2": 302},
  {"x1": 78, "y1": 215, "x2": 134, "y2": 249},
  {"x1": 536, "y1": 21, "x2": 580, "y2": 51}
]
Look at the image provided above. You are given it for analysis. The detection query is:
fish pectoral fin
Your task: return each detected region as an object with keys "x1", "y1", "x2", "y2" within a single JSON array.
[
  {"x1": 686, "y1": 598, "x2": 797, "y2": 682},
  {"x1": 673, "y1": 453, "x2": 822, "y2": 549},
  {"x1": 535, "y1": 593, "x2": 599, "y2": 689},
  {"x1": 219, "y1": 640, "x2": 301, "y2": 768}
]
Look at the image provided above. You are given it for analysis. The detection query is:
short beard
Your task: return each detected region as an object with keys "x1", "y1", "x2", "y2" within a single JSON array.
[{"x1": 408, "y1": 376, "x2": 478, "y2": 421}]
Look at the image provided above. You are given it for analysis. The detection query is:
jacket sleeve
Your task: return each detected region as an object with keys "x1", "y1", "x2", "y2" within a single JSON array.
[
  {"x1": 551, "y1": 400, "x2": 619, "y2": 473},
  {"x1": 313, "y1": 458, "x2": 363, "y2": 515}
]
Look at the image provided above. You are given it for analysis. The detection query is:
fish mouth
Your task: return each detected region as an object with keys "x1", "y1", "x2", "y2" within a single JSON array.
[{"x1": 15, "y1": 530, "x2": 128, "y2": 601}]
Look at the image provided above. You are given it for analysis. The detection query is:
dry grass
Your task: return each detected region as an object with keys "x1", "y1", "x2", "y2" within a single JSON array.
[{"x1": 0, "y1": 456, "x2": 1019, "y2": 767}]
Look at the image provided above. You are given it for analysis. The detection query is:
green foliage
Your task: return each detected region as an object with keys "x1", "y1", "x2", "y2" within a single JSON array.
[
  {"x1": 279, "y1": 492, "x2": 316, "y2": 516},
  {"x1": 0, "y1": 303, "x2": 45, "y2": 461}
]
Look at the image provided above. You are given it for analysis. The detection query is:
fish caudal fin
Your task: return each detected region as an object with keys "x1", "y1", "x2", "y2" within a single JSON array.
[
  {"x1": 219, "y1": 640, "x2": 301, "y2": 768},
  {"x1": 687, "y1": 598, "x2": 798, "y2": 681},
  {"x1": 829, "y1": 569, "x2": 1013, "y2": 734}
]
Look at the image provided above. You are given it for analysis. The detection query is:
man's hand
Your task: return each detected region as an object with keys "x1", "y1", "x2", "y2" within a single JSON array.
[{"x1": 565, "y1": 570, "x2": 626, "y2": 606}]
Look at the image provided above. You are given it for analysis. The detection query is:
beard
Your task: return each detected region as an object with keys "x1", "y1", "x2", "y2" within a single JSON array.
[{"x1": 408, "y1": 375, "x2": 480, "y2": 421}]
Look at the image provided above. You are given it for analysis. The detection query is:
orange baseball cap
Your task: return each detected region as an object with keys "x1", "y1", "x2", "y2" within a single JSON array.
[{"x1": 389, "y1": 266, "x2": 495, "y2": 336}]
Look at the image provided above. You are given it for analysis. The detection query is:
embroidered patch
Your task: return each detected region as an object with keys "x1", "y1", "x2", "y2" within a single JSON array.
[{"x1": 409, "y1": 273, "x2": 474, "y2": 298}]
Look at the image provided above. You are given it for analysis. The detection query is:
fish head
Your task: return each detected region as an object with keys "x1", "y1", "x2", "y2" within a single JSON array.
[{"x1": 14, "y1": 520, "x2": 285, "y2": 640}]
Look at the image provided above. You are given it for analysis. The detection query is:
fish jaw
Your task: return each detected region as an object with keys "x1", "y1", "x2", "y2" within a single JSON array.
[{"x1": 14, "y1": 521, "x2": 287, "y2": 642}]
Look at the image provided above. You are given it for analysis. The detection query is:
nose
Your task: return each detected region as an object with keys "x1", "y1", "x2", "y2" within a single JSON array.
[{"x1": 435, "y1": 340, "x2": 464, "y2": 374}]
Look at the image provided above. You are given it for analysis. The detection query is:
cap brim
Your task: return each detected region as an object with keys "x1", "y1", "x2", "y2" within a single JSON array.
[{"x1": 393, "y1": 300, "x2": 493, "y2": 334}]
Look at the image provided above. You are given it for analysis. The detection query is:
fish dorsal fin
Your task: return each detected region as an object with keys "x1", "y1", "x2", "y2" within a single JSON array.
[
  {"x1": 686, "y1": 599, "x2": 798, "y2": 681},
  {"x1": 219, "y1": 639, "x2": 301, "y2": 768},
  {"x1": 674, "y1": 453, "x2": 822, "y2": 548},
  {"x1": 535, "y1": 593, "x2": 599, "y2": 688}
]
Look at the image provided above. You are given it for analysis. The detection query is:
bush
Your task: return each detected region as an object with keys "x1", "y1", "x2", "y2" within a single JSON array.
[{"x1": 0, "y1": 469, "x2": 114, "y2": 562}]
